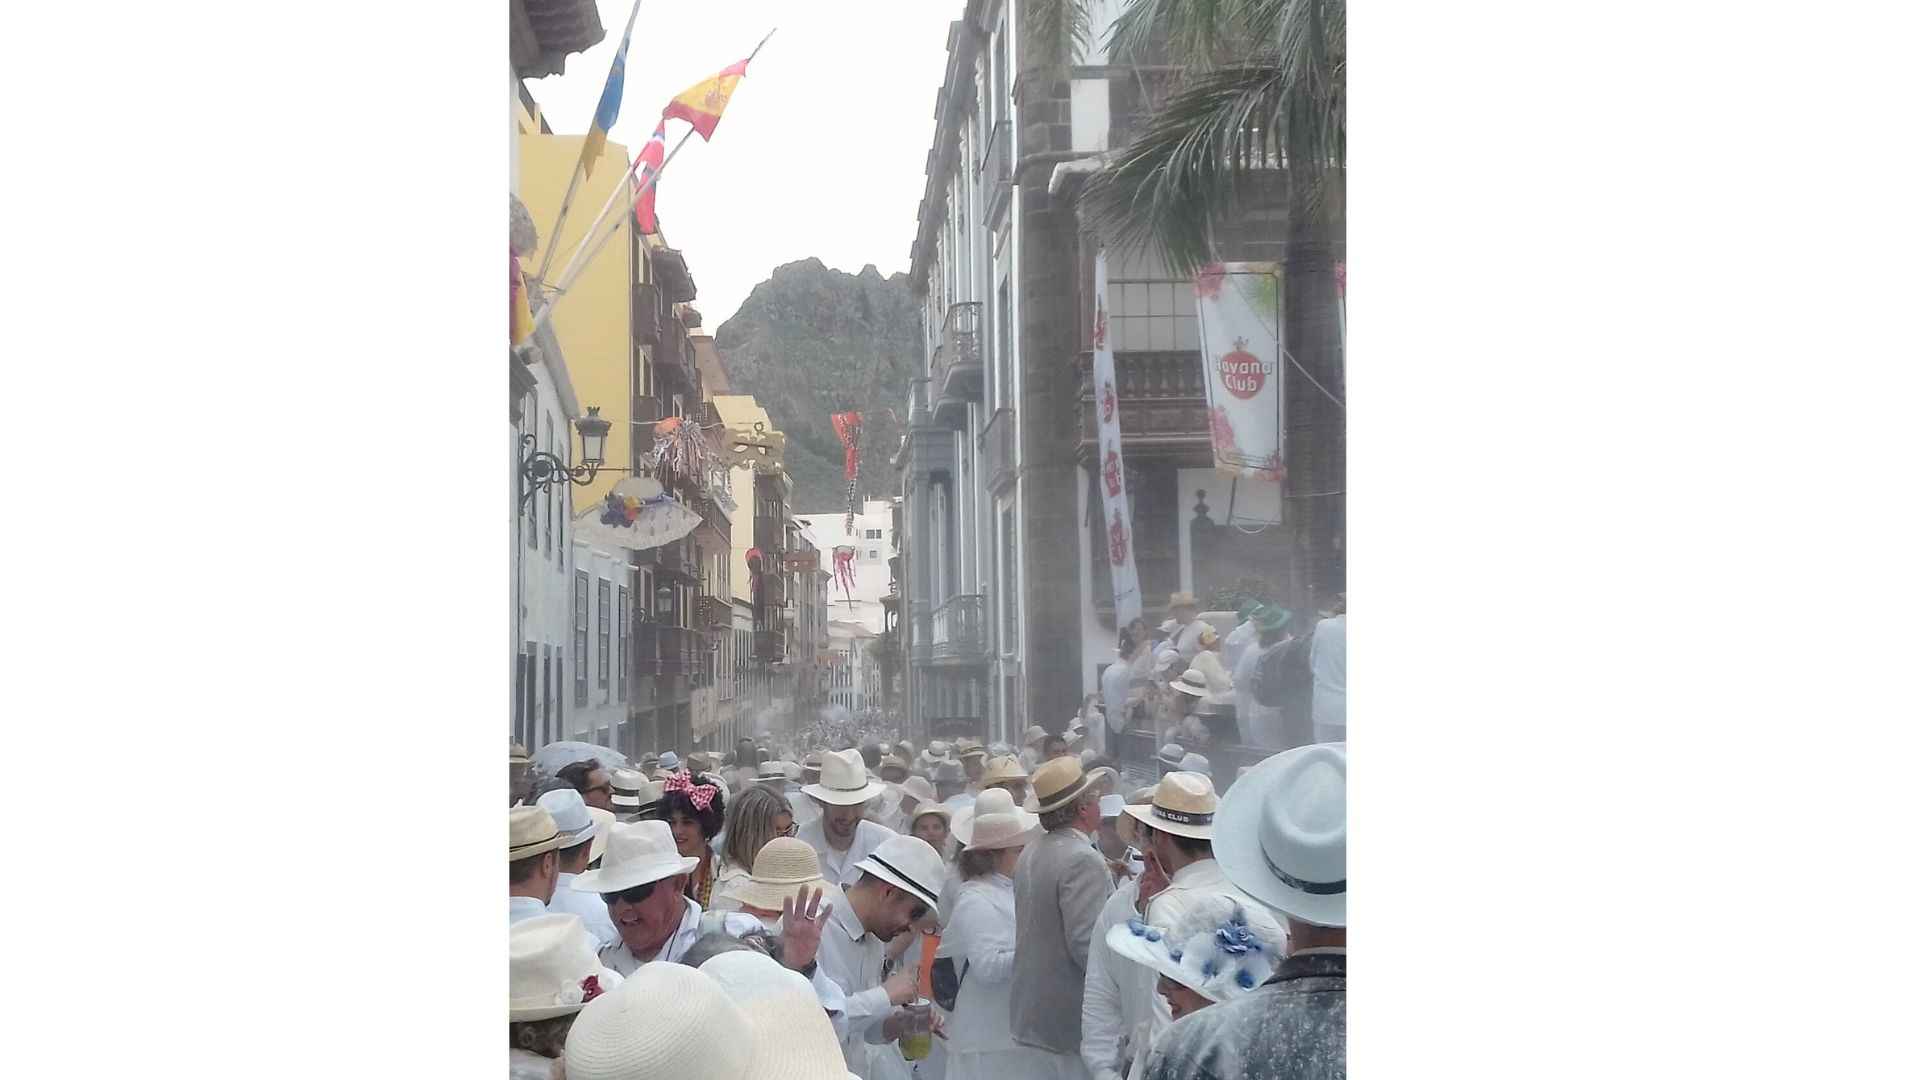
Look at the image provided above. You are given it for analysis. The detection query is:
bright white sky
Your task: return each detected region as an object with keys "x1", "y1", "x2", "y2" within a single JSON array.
[{"x1": 526, "y1": 0, "x2": 963, "y2": 330}]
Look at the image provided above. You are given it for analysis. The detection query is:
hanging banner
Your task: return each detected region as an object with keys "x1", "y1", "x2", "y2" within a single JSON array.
[
  {"x1": 1091, "y1": 250, "x2": 1143, "y2": 627},
  {"x1": 831, "y1": 411, "x2": 863, "y2": 530},
  {"x1": 1194, "y1": 263, "x2": 1285, "y2": 482}
]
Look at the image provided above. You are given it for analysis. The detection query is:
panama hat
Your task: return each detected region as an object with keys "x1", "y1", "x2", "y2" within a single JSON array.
[
  {"x1": 782, "y1": 760, "x2": 804, "y2": 782},
  {"x1": 509, "y1": 740, "x2": 531, "y2": 766},
  {"x1": 979, "y1": 754, "x2": 1029, "y2": 787},
  {"x1": 1031, "y1": 756, "x2": 1093, "y2": 814},
  {"x1": 609, "y1": 768, "x2": 649, "y2": 808},
  {"x1": 687, "y1": 752, "x2": 715, "y2": 774},
  {"x1": 510, "y1": 913, "x2": 626, "y2": 1022},
  {"x1": 585, "y1": 807, "x2": 614, "y2": 862},
  {"x1": 1106, "y1": 893, "x2": 1286, "y2": 1005},
  {"x1": 932, "y1": 759, "x2": 965, "y2": 784},
  {"x1": 949, "y1": 787, "x2": 1013, "y2": 845},
  {"x1": 1023, "y1": 725, "x2": 1049, "y2": 748},
  {"x1": 1171, "y1": 667, "x2": 1211, "y2": 698},
  {"x1": 1214, "y1": 743, "x2": 1346, "y2": 928},
  {"x1": 896, "y1": 775, "x2": 937, "y2": 807},
  {"x1": 803, "y1": 748, "x2": 890, "y2": 806},
  {"x1": 910, "y1": 801, "x2": 955, "y2": 831},
  {"x1": 957, "y1": 743, "x2": 987, "y2": 762},
  {"x1": 852, "y1": 834, "x2": 945, "y2": 910},
  {"x1": 536, "y1": 788, "x2": 599, "y2": 851},
  {"x1": 569, "y1": 820, "x2": 699, "y2": 895},
  {"x1": 565, "y1": 963, "x2": 751, "y2": 1080},
  {"x1": 701, "y1": 951, "x2": 859, "y2": 1080},
  {"x1": 1178, "y1": 752, "x2": 1213, "y2": 777},
  {"x1": 1099, "y1": 794, "x2": 1125, "y2": 820},
  {"x1": 1157, "y1": 742, "x2": 1187, "y2": 768},
  {"x1": 657, "y1": 751, "x2": 682, "y2": 772},
  {"x1": 954, "y1": 788, "x2": 1039, "y2": 851},
  {"x1": 510, "y1": 805, "x2": 565, "y2": 862},
  {"x1": 729, "y1": 837, "x2": 826, "y2": 913},
  {"x1": 1122, "y1": 771, "x2": 1219, "y2": 841},
  {"x1": 1168, "y1": 591, "x2": 1199, "y2": 609},
  {"x1": 1114, "y1": 788, "x2": 1156, "y2": 847}
]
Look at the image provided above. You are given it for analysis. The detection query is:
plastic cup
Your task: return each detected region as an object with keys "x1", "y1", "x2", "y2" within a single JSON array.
[{"x1": 898, "y1": 997, "x2": 932, "y2": 1061}]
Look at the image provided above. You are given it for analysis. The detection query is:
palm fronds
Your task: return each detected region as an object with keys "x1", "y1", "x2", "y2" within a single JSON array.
[{"x1": 1022, "y1": 0, "x2": 1093, "y2": 76}]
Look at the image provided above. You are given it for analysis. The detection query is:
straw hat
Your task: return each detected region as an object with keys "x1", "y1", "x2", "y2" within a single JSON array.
[
  {"x1": 979, "y1": 754, "x2": 1029, "y2": 787},
  {"x1": 536, "y1": 788, "x2": 599, "y2": 852},
  {"x1": 730, "y1": 837, "x2": 826, "y2": 913},
  {"x1": 953, "y1": 788, "x2": 1040, "y2": 851},
  {"x1": 564, "y1": 963, "x2": 751, "y2": 1080},
  {"x1": 957, "y1": 742, "x2": 987, "y2": 762},
  {"x1": 851, "y1": 835, "x2": 945, "y2": 909},
  {"x1": 1114, "y1": 789, "x2": 1156, "y2": 847},
  {"x1": 509, "y1": 740, "x2": 531, "y2": 766},
  {"x1": 510, "y1": 913, "x2": 626, "y2": 1021},
  {"x1": 700, "y1": 952, "x2": 858, "y2": 1080},
  {"x1": 1121, "y1": 771, "x2": 1219, "y2": 841},
  {"x1": 569, "y1": 820, "x2": 699, "y2": 895},
  {"x1": 1171, "y1": 667, "x2": 1211, "y2": 698},
  {"x1": 879, "y1": 754, "x2": 911, "y2": 778},
  {"x1": 609, "y1": 768, "x2": 650, "y2": 809},
  {"x1": 949, "y1": 787, "x2": 1011, "y2": 845},
  {"x1": 1213, "y1": 742, "x2": 1347, "y2": 928},
  {"x1": 1031, "y1": 756, "x2": 1093, "y2": 814},
  {"x1": 909, "y1": 801, "x2": 954, "y2": 830},
  {"x1": 510, "y1": 805, "x2": 565, "y2": 862},
  {"x1": 782, "y1": 761, "x2": 804, "y2": 782},
  {"x1": 687, "y1": 752, "x2": 715, "y2": 774},
  {"x1": 1169, "y1": 591, "x2": 1199, "y2": 609},
  {"x1": 1105, "y1": 893, "x2": 1286, "y2": 1005},
  {"x1": 1023, "y1": 725, "x2": 1049, "y2": 748},
  {"x1": 803, "y1": 748, "x2": 890, "y2": 806},
  {"x1": 932, "y1": 759, "x2": 965, "y2": 784},
  {"x1": 896, "y1": 775, "x2": 937, "y2": 807}
]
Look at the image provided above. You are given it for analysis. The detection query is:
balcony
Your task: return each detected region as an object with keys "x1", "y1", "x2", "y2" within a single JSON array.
[
  {"x1": 980, "y1": 119, "x2": 1012, "y2": 225},
  {"x1": 982, "y1": 407, "x2": 1016, "y2": 494},
  {"x1": 635, "y1": 623, "x2": 705, "y2": 678},
  {"x1": 754, "y1": 628, "x2": 786, "y2": 663},
  {"x1": 1074, "y1": 350, "x2": 1212, "y2": 465},
  {"x1": 930, "y1": 302, "x2": 982, "y2": 427},
  {"x1": 694, "y1": 593, "x2": 732, "y2": 632},
  {"x1": 632, "y1": 283, "x2": 662, "y2": 344},
  {"x1": 930, "y1": 594, "x2": 988, "y2": 664}
]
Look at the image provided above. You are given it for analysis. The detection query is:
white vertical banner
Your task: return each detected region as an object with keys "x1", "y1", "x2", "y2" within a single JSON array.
[
  {"x1": 1194, "y1": 263, "x2": 1286, "y2": 481},
  {"x1": 1091, "y1": 250, "x2": 1144, "y2": 627}
]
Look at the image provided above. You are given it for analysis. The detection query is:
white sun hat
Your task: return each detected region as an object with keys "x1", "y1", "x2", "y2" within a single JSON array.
[
  {"x1": 1099, "y1": 794, "x2": 1125, "y2": 820},
  {"x1": 730, "y1": 836, "x2": 826, "y2": 913},
  {"x1": 564, "y1": 962, "x2": 751, "y2": 1080},
  {"x1": 1121, "y1": 771, "x2": 1220, "y2": 841},
  {"x1": 803, "y1": 747, "x2": 890, "y2": 806},
  {"x1": 1023, "y1": 725, "x2": 1049, "y2": 748},
  {"x1": 1105, "y1": 892, "x2": 1286, "y2": 1004},
  {"x1": 852, "y1": 834, "x2": 945, "y2": 910},
  {"x1": 700, "y1": 951, "x2": 860, "y2": 1080},
  {"x1": 1178, "y1": 752, "x2": 1212, "y2": 777},
  {"x1": 951, "y1": 787, "x2": 1028, "y2": 847},
  {"x1": 568, "y1": 819, "x2": 699, "y2": 895},
  {"x1": 509, "y1": 913, "x2": 626, "y2": 1022},
  {"x1": 962, "y1": 804, "x2": 1041, "y2": 852},
  {"x1": 897, "y1": 775, "x2": 937, "y2": 806},
  {"x1": 1213, "y1": 742, "x2": 1346, "y2": 928},
  {"x1": 536, "y1": 788, "x2": 598, "y2": 851},
  {"x1": 585, "y1": 807, "x2": 615, "y2": 862}
]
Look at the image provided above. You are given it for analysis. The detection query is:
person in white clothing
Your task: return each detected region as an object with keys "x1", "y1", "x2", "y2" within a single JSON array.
[
  {"x1": 1161, "y1": 592, "x2": 1215, "y2": 662},
  {"x1": 1221, "y1": 601, "x2": 1260, "y2": 673},
  {"x1": 1232, "y1": 605, "x2": 1291, "y2": 750},
  {"x1": 509, "y1": 913, "x2": 626, "y2": 1080},
  {"x1": 1310, "y1": 598, "x2": 1346, "y2": 744},
  {"x1": 509, "y1": 805, "x2": 566, "y2": 926},
  {"x1": 939, "y1": 793, "x2": 1051, "y2": 1080},
  {"x1": 816, "y1": 834, "x2": 950, "y2": 1079},
  {"x1": 1080, "y1": 801, "x2": 1171, "y2": 1080},
  {"x1": 571, "y1": 820, "x2": 764, "y2": 973},
  {"x1": 535, "y1": 788, "x2": 618, "y2": 948},
  {"x1": 797, "y1": 748, "x2": 901, "y2": 886}
]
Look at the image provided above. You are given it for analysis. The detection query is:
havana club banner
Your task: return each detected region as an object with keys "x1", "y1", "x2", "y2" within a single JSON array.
[
  {"x1": 1194, "y1": 263, "x2": 1286, "y2": 482},
  {"x1": 1091, "y1": 250, "x2": 1143, "y2": 627}
]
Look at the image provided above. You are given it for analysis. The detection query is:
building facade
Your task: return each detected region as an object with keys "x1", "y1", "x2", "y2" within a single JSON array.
[{"x1": 796, "y1": 498, "x2": 897, "y2": 635}]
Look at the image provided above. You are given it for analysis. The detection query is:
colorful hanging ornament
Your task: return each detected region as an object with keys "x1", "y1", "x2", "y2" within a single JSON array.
[
  {"x1": 831, "y1": 411, "x2": 863, "y2": 530},
  {"x1": 832, "y1": 545, "x2": 857, "y2": 599}
]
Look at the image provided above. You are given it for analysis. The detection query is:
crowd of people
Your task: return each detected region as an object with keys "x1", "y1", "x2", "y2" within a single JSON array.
[{"x1": 508, "y1": 713, "x2": 1347, "y2": 1080}]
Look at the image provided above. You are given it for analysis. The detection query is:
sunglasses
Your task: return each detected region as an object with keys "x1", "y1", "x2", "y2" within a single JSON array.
[
  {"x1": 777, "y1": 822, "x2": 800, "y2": 838},
  {"x1": 605, "y1": 880, "x2": 660, "y2": 907}
]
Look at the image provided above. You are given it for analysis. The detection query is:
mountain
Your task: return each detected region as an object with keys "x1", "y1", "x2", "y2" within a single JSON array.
[{"x1": 714, "y1": 258, "x2": 918, "y2": 512}]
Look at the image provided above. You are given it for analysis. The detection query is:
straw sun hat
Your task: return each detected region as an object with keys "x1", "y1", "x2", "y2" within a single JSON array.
[
  {"x1": 565, "y1": 963, "x2": 751, "y2": 1080},
  {"x1": 896, "y1": 775, "x2": 937, "y2": 807},
  {"x1": 958, "y1": 796, "x2": 1040, "y2": 853},
  {"x1": 1030, "y1": 756, "x2": 1094, "y2": 814},
  {"x1": 510, "y1": 806, "x2": 564, "y2": 862},
  {"x1": 1121, "y1": 771, "x2": 1219, "y2": 841},
  {"x1": 730, "y1": 837, "x2": 826, "y2": 913},
  {"x1": 1105, "y1": 893, "x2": 1287, "y2": 1005},
  {"x1": 979, "y1": 754, "x2": 1029, "y2": 787},
  {"x1": 803, "y1": 748, "x2": 889, "y2": 806},
  {"x1": 510, "y1": 913, "x2": 626, "y2": 1022}
]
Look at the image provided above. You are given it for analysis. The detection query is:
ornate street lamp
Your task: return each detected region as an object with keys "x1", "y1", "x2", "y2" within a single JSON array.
[{"x1": 521, "y1": 407, "x2": 612, "y2": 507}]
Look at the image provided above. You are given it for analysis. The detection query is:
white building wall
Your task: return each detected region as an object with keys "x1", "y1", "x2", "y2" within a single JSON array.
[
  {"x1": 796, "y1": 500, "x2": 895, "y2": 634},
  {"x1": 516, "y1": 355, "x2": 580, "y2": 751}
]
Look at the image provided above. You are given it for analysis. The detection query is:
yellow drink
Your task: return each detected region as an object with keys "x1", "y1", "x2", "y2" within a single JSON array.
[{"x1": 900, "y1": 1032, "x2": 932, "y2": 1061}]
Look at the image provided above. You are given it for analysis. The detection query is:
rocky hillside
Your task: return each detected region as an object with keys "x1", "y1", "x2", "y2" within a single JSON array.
[{"x1": 715, "y1": 259, "x2": 918, "y2": 511}]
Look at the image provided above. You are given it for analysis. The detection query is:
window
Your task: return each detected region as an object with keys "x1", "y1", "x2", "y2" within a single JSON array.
[
  {"x1": 597, "y1": 578, "x2": 612, "y2": 692},
  {"x1": 864, "y1": 529, "x2": 882, "y2": 540},
  {"x1": 1106, "y1": 250, "x2": 1200, "y2": 352},
  {"x1": 617, "y1": 586, "x2": 630, "y2": 701},
  {"x1": 999, "y1": 506, "x2": 1018, "y2": 654},
  {"x1": 573, "y1": 571, "x2": 590, "y2": 707},
  {"x1": 994, "y1": 277, "x2": 1012, "y2": 411},
  {"x1": 867, "y1": 548, "x2": 880, "y2": 560}
]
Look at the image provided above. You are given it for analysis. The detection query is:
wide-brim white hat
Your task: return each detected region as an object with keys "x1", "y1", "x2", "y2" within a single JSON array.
[
  {"x1": 1213, "y1": 742, "x2": 1347, "y2": 927},
  {"x1": 803, "y1": 747, "x2": 890, "y2": 805},
  {"x1": 701, "y1": 952, "x2": 860, "y2": 1080},
  {"x1": 961, "y1": 808, "x2": 1041, "y2": 851},
  {"x1": 565, "y1": 963, "x2": 751, "y2": 1080},
  {"x1": 852, "y1": 835, "x2": 944, "y2": 910},
  {"x1": 570, "y1": 820, "x2": 699, "y2": 895},
  {"x1": 950, "y1": 787, "x2": 1018, "y2": 847},
  {"x1": 1104, "y1": 894, "x2": 1284, "y2": 1004},
  {"x1": 510, "y1": 913, "x2": 627, "y2": 1021}
]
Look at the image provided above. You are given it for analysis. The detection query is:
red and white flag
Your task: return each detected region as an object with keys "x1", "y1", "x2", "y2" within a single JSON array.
[
  {"x1": 633, "y1": 122, "x2": 666, "y2": 234},
  {"x1": 1092, "y1": 250, "x2": 1143, "y2": 627}
]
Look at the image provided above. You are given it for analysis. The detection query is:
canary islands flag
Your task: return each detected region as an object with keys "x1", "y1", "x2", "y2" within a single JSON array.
[
  {"x1": 577, "y1": 26, "x2": 635, "y2": 179},
  {"x1": 663, "y1": 57, "x2": 752, "y2": 141}
]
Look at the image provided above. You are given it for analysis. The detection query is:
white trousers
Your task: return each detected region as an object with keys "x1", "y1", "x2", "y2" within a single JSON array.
[{"x1": 946, "y1": 1047, "x2": 1062, "y2": 1080}]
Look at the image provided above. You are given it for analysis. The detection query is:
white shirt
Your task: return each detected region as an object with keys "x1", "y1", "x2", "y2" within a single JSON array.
[
  {"x1": 1102, "y1": 658, "x2": 1135, "y2": 736},
  {"x1": 1233, "y1": 641, "x2": 1286, "y2": 749},
  {"x1": 508, "y1": 895, "x2": 547, "y2": 926},
  {"x1": 1222, "y1": 619, "x2": 1257, "y2": 673},
  {"x1": 1082, "y1": 878, "x2": 1157, "y2": 1080},
  {"x1": 596, "y1": 895, "x2": 764, "y2": 974},
  {"x1": 798, "y1": 816, "x2": 900, "y2": 888},
  {"x1": 548, "y1": 873, "x2": 618, "y2": 949},
  {"x1": 1311, "y1": 614, "x2": 1347, "y2": 739},
  {"x1": 936, "y1": 874, "x2": 1021, "y2": 1053},
  {"x1": 1170, "y1": 619, "x2": 1214, "y2": 661},
  {"x1": 817, "y1": 888, "x2": 898, "y2": 1078}
]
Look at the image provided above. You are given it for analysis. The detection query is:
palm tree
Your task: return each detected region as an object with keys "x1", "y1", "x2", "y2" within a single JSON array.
[{"x1": 1026, "y1": 0, "x2": 1347, "y2": 601}]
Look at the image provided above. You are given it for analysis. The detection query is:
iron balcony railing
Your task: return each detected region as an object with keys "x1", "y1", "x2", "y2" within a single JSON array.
[{"x1": 931, "y1": 594, "x2": 988, "y2": 662}]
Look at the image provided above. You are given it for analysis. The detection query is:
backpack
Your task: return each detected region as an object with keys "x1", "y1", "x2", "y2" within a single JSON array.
[{"x1": 1252, "y1": 630, "x2": 1316, "y2": 709}]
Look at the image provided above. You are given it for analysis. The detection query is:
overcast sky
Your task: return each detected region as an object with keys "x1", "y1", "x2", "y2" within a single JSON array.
[{"x1": 525, "y1": 0, "x2": 961, "y2": 330}]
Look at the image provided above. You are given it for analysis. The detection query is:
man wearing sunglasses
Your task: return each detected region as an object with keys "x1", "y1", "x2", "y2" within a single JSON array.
[
  {"x1": 818, "y1": 833, "x2": 950, "y2": 1078},
  {"x1": 556, "y1": 758, "x2": 615, "y2": 813}
]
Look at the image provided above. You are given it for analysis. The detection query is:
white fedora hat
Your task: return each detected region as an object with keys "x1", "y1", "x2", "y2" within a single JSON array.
[
  {"x1": 1178, "y1": 752, "x2": 1212, "y2": 777},
  {"x1": 564, "y1": 963, "x2": 751, "y2": 1080},
  {"x1": 509, "y1": 913, "x2": 626, "y2": 1022},
  {"x1": 536, "y1": 788, "x2": 598, "y2": 851},
  {"x1": 803, "y1": 748, "x2": 889, "y2": 806},
  {"x1": 585, "y1": 807, "x2": 614, "y2": 863},
  {"x1": 609, "y1": 769, "x2": 659, "y2": 813},
  {"x1": 962, "y1": 806, "x2": 1041, "y2": 852},
  {"x1": 852, "y1": 834, "x2": 944, "y2": 910},
  {"x1": 569, "y1": 819, "x2": 699, "y2": 895},
  {"x1": 1214, "y1": 743, "x2": 1346, "y2": 927},
  {"x1": 1171, "y1": 667, "x2": 1211, "y2": 698},
  {"x1": 510, "y1": 805, "x2": 565, "y2": 862},
  {"x1": 1105, "y1": 893, "x2": 1286, "y2": 1005},
  {"x1": 1121, "y1": 771, "x2": 1219, "y2": 841},
  {"x1": 896, "y1": 775, "x2": 937, "y2": 806},
  {"x1": 701, "y1": 951, "x2": 859, "y2": 1080},
  {"x1": 1157, "y1": 742, "x2": 1187, "y2": 767},
  {"x1": 951, "y1": 787, "x2": 1025, "y2": 847},
  {"x1": 730, "y1": 836, "x2": 825, "y2": 913}
]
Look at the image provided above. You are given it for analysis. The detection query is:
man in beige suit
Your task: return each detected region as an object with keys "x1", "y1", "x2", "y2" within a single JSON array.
[{"x1": 1011, "y1": 756, "x2": 1115, "y2": 1079}]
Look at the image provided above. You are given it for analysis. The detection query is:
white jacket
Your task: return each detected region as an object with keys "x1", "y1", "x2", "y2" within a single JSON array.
[
  {"x1": 1081, "y1": 878, "x2": 1156, "y2": 1080},
  {"x1": 935, "y1": 875, "x2": 1021, "y2": 1053}
]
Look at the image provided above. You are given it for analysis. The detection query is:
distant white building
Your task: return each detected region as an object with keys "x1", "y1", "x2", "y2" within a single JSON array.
[
  {"x1": 797, "y1": 498, "x2": 896, "y2": 635},
  {"x1": 827, "y1": 620, "x2": 879, "y2": 713}
]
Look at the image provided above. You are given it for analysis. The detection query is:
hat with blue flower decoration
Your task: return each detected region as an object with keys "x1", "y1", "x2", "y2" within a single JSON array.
[{"x1": 1104, "y1": 893, "x2": 1288, "y2": 1004}]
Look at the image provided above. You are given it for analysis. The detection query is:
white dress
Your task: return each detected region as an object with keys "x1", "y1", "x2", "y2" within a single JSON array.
[{"x1": 937, "y1": 874, "x2": 1057, "y2": 1080}]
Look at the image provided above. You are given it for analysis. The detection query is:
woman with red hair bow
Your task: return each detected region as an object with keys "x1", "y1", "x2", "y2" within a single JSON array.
[{"x1": 660, "y1": 770, "x2": 727, "y2": 909}]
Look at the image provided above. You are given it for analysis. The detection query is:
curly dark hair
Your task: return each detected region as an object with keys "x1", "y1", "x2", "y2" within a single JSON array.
[{"x1": 660, "y1": 775, "x2": 726, "y2": 840}]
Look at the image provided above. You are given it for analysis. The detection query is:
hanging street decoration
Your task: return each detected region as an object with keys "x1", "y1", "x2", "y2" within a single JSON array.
[
  {"x1": 1090, "y1": 250, "x2": 1143, "y2": 626},
  {"x1": 832, "y1": 545, "x2": 857, "y2": 600},
  {"x1": 720, "y1": 419, "x2": 787, "y2": 472},
  {"x1": 1194, "y1": 262, "x2": 1285, "y2": 484},
  {"x1": 831, "y1": 411, "x2": 863, "y2": 531}
]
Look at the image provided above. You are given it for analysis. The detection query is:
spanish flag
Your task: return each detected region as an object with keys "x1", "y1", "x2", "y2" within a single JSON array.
[{"x1": 663, "y1": 57, "x2": 752, "y2": 141}]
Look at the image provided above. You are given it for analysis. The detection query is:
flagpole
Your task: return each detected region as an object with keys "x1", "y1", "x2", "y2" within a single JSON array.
[
  {"x1": 533, "y1": 0, "x2": 646, "y2": 284},
  {"x1": 530, "y1": 128, "x2": 696, "y2": 337}
]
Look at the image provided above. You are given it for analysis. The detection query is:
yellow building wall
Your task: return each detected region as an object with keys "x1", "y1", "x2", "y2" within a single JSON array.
[
  {"x1": 713, "y1": 394, "x2": 776, "y2": 604},
  {"x1": 516, "y1": 132, "x2": 634, "y2": 510}
]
